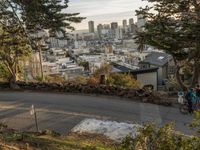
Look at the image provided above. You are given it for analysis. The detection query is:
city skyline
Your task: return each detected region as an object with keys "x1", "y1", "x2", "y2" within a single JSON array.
[{"x1": 67, "y1": 0, "x2": 149, "y2": 30}]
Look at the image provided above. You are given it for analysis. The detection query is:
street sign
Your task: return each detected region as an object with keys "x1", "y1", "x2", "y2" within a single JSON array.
[
  {"x1": 30, "y1": 105, "x2": 35, "y2": 115},
  {"x1": 178, "y1": 91, "x2": 184, "y2": 104},
  {"x1": 30, "y1": 105, "x2": 39, "y2": 132}
]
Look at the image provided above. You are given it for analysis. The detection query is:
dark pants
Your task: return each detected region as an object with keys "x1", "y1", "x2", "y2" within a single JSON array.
[{"x1": 188, "y1": 100, "x2": 193, "y2": 113}]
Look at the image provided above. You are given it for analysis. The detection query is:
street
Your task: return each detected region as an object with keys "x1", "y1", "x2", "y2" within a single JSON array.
[{"x1": 0, "y1": 91, "x2": 193, "y2": 135}]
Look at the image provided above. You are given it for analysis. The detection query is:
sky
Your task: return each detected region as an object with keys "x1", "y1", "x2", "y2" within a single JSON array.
[{"x1": 67, "y1": 0, "x2": 149, "y2": 30}]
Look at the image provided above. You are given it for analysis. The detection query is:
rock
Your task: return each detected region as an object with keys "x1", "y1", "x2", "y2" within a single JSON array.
[
  {"x1": 118, "y1": 90, "x2": 126, "y2": 97},
  {"x1": 0, "y1": 81, "x2": 171, "y2": 106},
  {"x1": 10, "y1": 82, "x2": 21, "y2": 90}
]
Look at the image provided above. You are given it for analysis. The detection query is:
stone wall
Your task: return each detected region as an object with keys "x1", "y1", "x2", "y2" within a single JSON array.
[{"x1": 0, "y1": 81, "x2": 172, "y2": 106}]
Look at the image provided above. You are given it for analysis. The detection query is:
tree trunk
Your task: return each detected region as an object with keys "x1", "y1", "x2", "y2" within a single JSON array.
[
  {"x1": 189, "y1": 65, "x2": 199, "y2": 88},
  {"x1": 9, "y1": 76, "x2": 20, "y2": 90},
  {"x1": 9, "y1": 66, "x2": 20, "y2": 90},
  {"x1": 175, "y1": 66, "x2": 188, "y2": 91},
  {"x1": 175, "y1": 62, "x2": 200, "y2": 91},
  {"x1": 38, "y1": 48, "x2": 44, "y2": 81}
]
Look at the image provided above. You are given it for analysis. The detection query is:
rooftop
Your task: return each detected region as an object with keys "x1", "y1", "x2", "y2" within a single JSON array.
[
  {"x1": 112, "y1": 63, "x2": 158, "y2": 74},
  {"x1": 143, "y1": 52, "x2": 172, "y2": 67}
]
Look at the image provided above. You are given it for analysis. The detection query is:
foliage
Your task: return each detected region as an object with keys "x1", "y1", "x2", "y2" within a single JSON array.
[
  {"x1": 0, "y1": 0, "x2": 85, "y2": 81},
  {"x1": 87, "y1": 76, "x2": 99, "y2": 85},
  {"x1": 190, "y1": 110, "x2": 200, "y2": 134},
  {"x1": 164, "y1": 78, "x2": 182, "y2": 91},
  {"x1": 45, "y1": 75, "x2": 65, "y2": 83},
  {"x1": 93, "y1": 64, "x2": 112, "y2": 77},
  {"x1": 70, "y1": 76, "x2": 89, "y2": 84},
  {"x1": 107, "y1": 73, "x2": 140, "y2": 88},
  {"x1": 75, "y1": 76, "x2": 88, "y2": 84},
  {"x1": 79, "y1": 61, "x2": 89, "y2": 71},
  {"x1": 1, "y1": 0, "x2": 85, "y2": 36},
  {"x1": 121, "y1": 123, "x2": 200, "y2": 150},
  {"x1": 0, "y1": 130, "x2": 116, "y2": 150},
  {"x1": 0, "y1": 21, "x2": 31, "y2": 82},
  {"x1": 75, "y1": 64, "x2": 140, "y2": 88},
  {"x1": 35, "y1": 76, "x2": 44, "y2": 82},
  {"x1": 135, "y1": 0, "x2": 200, "y2": 90},
  {"x1": 0, "y1": 63, "x2": 10, "y2": 81}
]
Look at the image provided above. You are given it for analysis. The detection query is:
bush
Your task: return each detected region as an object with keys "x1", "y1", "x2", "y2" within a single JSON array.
[
  {"x1": 93, "y1": 63, "x2": 112, "y2": 77},
  {"x1": 45, "y1": 75, "x2": 65, "y2": 83},
  {"x1": 70, "y1": 76, "x2": 89, "y2": 84},
  {"x1": 35, "y1": 76, "x2": 43, "y2": 82},
  {"x1": 87, "y1": 76, "x2": 99, "y2": 85},
  {"x1": 106, "y1": 73, "x2": 140, "y2": 89},
  {"x1": 121, "y1": 123, "x2": 200, "y2": 150},
  {"x1": 35, "y1": 75, "x2": 65, "y2": 83}
]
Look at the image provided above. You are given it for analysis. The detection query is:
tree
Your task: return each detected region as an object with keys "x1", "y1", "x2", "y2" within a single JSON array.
[
  {"x1": 0, "y1": 63, "x2": 9, "y2": 81},
  {"x1": 135, "y1": 0, "x2": 200, "y2": 90},
  {"x1": 79, "y1": 61, "x2": 89, "y2": 71},
  {"x1": 1, "y1": 0, "x2": 85, "y2": 81},
  {"x1": 0, "y1": 21, "x2": 31, "y2": 84},
  {"x1": 93, "y1": 64, "x2": 112, "y2": 77},
  {"x1": 135, "y1": 31, "x2": 146, "y2": 53}
]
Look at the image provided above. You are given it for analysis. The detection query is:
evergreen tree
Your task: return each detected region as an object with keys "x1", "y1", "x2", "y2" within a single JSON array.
[
  {"x1": 135, "y1": 0, "x2": 200, "y2": 90},
  {"x1": 0, "y1": 19, "x2": 31, "y2": 84},
  {"x1": 0, "y1": 0, "x2": 85, "y2": 81}
]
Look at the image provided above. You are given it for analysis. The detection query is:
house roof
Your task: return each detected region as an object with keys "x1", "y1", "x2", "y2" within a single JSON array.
[
  {"x1": 143, "y1": 52, "x2": 173, "y2": 67},
  {"x1": 112, "y1": 63, "x2": 131, "y2": 73},
  {"x1": 111, "y1": 63, "x2": 158, "y2": 75}
]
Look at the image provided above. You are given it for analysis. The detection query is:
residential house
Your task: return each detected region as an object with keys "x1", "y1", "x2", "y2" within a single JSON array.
[
  {"x1": 112, "y1": 63, "x2": 158, "y2": 91},
  {"x1": 139, "y1": 52, "x2": 174, "y2": 85}
]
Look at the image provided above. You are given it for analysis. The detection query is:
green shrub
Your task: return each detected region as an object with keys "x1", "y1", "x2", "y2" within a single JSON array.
[
  {"x1": 93, "y1": 64, "x2": 112, "y2": 78},
  {"x1": 0, "y1": 63, "x2": 11, "y2": 81},
  {"x1": 71, "y1": 76, "x2": 89, "y2": 84},
  {"x1": 106, "y1": 73, "x2": 140, "y2": 89},
  {"x1": 120, "y1": 123, "x2": 200, "y2": 150},
  {"x1": 45, "y1": 75, "x2": 65, "y2": 83},
  {"x1": 35, "y1": 76, "x2": 44, "y2": 82}
]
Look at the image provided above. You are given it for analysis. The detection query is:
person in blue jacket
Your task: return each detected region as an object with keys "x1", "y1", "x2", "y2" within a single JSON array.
[{"x1": 185, "y1": 88, "x2": 194, "y2": 113}]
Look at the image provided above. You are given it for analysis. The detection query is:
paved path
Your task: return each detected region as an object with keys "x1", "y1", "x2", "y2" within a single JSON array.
[{"x1": 0, "y1": 91, "x2": 194, "y2": 135}]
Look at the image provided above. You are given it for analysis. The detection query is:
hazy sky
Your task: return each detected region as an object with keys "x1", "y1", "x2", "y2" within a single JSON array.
[{"x1": 67, "y1": 0, "x2": 149, "y2": 30}]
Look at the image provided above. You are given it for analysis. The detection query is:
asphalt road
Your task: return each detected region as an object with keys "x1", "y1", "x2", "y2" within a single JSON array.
[{"x1": 0, "y1": 91, "x2": 194, "y2": 135}]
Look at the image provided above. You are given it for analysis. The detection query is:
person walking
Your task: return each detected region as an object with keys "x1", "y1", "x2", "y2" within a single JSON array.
[
  {"x1": 196, "y1": 85, "x2": 200, "y2": 106},
  {"x1": 185, "y1": 88, "x2": 194, "y2": 114},
  {"x1": 192, "y1": 88, "x2": 197, "y2": 110}
]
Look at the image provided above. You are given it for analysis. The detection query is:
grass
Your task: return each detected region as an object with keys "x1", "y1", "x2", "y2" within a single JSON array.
[{"x1": 0, "y1": 128, "x2": 118, "y2": 150}]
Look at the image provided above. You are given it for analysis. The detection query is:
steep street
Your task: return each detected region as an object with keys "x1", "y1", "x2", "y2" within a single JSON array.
[{"x1": 0, "y1": 91, "x2": 193, "y2": 134}]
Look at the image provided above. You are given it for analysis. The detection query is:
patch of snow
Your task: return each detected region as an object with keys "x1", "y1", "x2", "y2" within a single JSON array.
[{"x1": 72, "y1": 119, "x2": 142, "y2": 142}]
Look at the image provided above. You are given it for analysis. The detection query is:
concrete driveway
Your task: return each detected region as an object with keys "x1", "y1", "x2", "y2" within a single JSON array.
[{"x1": 0, "y1": 91, "x2": 193, "y2": 135}]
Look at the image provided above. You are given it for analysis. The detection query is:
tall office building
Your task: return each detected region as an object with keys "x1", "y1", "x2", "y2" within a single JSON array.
[
  {"x1": 115, "y1": 27, "x2": 123, "y2": 39},
  {"x1": 88, "y1": 21, "x2": 95, "y2": 33},
  {"x1": 130, "y1": 24, "x2": 138, "y2": 34},
  {"x1": 97, "y1": 24, "x2": 103, "y2": 38},
  {"x1": 123, "y1": 20, "x2": 127, "y2": 28},
  {"x1": 129, "y1": 18, "x2": 134, "y2": 26},
  {"x1": 111, "y1": 22, "x2": 118, "y2": 30},
  {"x1": 103, "y1": 24, "x2": 110, "y2": 29}
]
